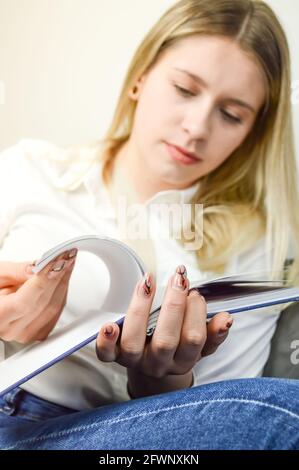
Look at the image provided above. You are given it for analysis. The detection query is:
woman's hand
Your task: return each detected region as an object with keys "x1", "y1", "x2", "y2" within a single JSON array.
[
  {"x1": 0, "y1": 249, "x2": 77, "y2": 344},
  {"x1": 96, "y1": 265, "x2": 233, "y2": 398}
]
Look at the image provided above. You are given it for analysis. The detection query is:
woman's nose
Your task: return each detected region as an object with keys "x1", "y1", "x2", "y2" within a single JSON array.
[{"x1": 181, "y1": 100, "x2": 212, "y2": 141}]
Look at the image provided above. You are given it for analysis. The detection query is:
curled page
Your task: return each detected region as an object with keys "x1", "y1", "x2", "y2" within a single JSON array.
[{"x1": 0, "y1": 235, "x2": 147, "y2": 396}]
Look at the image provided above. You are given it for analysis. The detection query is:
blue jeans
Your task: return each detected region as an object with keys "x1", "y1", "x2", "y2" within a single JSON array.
[{"x1": 0, "y1": 378, "x2": 298, "y2": 450}]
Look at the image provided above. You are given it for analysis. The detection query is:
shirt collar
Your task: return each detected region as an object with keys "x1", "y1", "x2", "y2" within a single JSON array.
[
  {"x1": 144, "y1": 180, "x2": 200, "y2": 205},
  {"x1": 83, "y1": 158, "x2": 201, "y2": 216}
]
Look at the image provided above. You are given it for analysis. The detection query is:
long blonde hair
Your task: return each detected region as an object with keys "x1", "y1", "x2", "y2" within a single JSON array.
[{"x1": 66, "y1": 0, "x2": 299, "y2": 282}]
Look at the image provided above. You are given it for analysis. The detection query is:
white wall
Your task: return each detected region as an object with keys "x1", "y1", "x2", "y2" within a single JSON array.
[{"x1": 0, "y1": 0, "x2": 298, "y2": 156}]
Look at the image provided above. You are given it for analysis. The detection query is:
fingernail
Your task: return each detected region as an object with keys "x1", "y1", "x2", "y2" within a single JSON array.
[
  {"x1": 68, "y1": 249, "x2": 78, "y2": 259},
  {"x1": 104, "y1": 325, "x2": 114, "y2": 337},
  {"x1": 139, "y1": 273, "x2": 152, "y2": 297},
  {"x1": 172, "y1": 265, "x2": 188, "y2": 291},
  {"x1": 188, "y1": 288, "x2": 203, "y2": 300},
  {"x1": 51, "y1": 260, "x2": 66, "y2": 272},
  {"x1": 26, "y1": 263, "x2": 35, "y2": 275},
  {"x1": 218, "y1": 319, "x2": 233, "y2": 337},
  {"x1": 226, "y1": 315, "x2": 233, "y2": 329},
  {"x1": 47, "y1": 260, "x2": 66, "y2": 279}
]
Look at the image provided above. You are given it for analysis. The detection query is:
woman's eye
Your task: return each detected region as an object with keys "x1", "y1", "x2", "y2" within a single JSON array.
[
  {"x1": 221, "y1": 109, "x2": 243, "y2": 125},
  {"x1": 173, "y1": 84, "x2": 243, "y2": 125},
  {"x1": 174, "y1": 85, "x2": 196, "y2": 97}
]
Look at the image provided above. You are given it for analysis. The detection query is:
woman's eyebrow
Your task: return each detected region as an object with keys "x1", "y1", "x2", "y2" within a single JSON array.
[{"x1": 171, "y1": 67, "x2": 256, "y2": 113}]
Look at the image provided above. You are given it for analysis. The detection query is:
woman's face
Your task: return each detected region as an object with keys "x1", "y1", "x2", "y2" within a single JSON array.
[{"x1": 130, "y1": 35, "x2": 266, "y2": 189}]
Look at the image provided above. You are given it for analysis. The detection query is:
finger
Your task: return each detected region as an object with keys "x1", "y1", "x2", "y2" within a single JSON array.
[
  {"x1": 46, "y1": 252, "x2": 76, "y2": 313},
  {"x1": 21, "y1": 257, "x2": 77, "y2": 341},
  {"x1": 38, "y1": 248, "x2": 77, "y2": 281},
  {"x1": 0, "y1": 290, "x2": 18, "y2": 329},
  {"x1": 174, "y1": 289, "x2": 207, "y2": 370},
  {"x1": 12, "y1": 253, "x2": 76, "y2": 325},
  {"x1": 16, "y1": 250, "x2": 76, "y2": 312},
  {"x1": 0, "y1": 254, "x2": 77, "y2": 342},
  {"x1": 0, "y1": 261, "x2": 34, "y2": 288},
  {"x1": 96, "y1": 323, "x2": 120, "y2": 362},
  {"x1": 149, "y1": 265, "x2": 189, "y2": 371},
  {"x1": 201, "y1": 312, "x2": 233, "y2": 357},
  {"x1": 0, "y1": 286, "x2": 18, "y2": 296},
  {"x1": 119, "y1": 273, "x2": 155, "y2": 366}
]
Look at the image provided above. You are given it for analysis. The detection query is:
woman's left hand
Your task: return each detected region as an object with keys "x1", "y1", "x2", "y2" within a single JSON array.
[{"x1": 96, "y1": 265, "x2": 233, "y2": 398}]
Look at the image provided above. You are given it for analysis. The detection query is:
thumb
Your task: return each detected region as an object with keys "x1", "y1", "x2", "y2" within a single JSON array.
[
  {"x1": 96, "y1": 323, "x2": 120, "y2": 363},
  {"x1": 0, "y1": 260, "x2": 35, "y2": 288},
  {"x1": 201, "y1": 312, "x2": 233, "y2": 357}
]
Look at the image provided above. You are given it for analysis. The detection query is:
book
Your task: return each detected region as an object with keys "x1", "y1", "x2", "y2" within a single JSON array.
[{"x1": 1, "y1": 234, "x2": 299, "y2": 396}]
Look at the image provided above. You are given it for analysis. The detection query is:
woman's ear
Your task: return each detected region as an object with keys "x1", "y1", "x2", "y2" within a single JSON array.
[{"x1": 128, "y1": 75, "x2": 147, "y2": 101}]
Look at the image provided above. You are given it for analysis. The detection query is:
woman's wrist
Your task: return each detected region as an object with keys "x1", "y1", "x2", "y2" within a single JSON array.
[{"x1": 127, "y1": 369, "x2": 194, "y2": 399}]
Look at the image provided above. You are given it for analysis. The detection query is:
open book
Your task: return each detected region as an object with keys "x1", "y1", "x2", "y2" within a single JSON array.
[{"x1": 1, "y1": 234, "x2": 299, "y2": 396}]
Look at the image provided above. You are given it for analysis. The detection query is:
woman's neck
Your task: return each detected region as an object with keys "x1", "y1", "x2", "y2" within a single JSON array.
[{"x1": 113, "y1": 141, "x2": 182, "y2": 204}]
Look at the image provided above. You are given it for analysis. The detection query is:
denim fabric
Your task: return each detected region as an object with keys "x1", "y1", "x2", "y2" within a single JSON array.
[
  {"x1": 0, "y1": 378, "x2": 299, "y2": 450},
  {"x1": 0, "y1": 387, "x2": 77, "y2": 423}
]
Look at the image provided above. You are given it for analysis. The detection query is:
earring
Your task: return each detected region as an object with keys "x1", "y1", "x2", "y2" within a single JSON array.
[{"x1": 129, "y1": 84, "x2": 140, "y2": 100}]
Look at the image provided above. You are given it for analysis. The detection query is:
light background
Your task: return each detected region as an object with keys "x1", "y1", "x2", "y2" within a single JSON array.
[{"x1": 0, "y1": 0, "x2": 298, "y2": 157}]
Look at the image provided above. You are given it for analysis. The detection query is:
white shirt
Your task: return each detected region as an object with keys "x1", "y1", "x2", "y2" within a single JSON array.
[{"x1": 0, "y1": 139, "x2": 281, "y2": 410}]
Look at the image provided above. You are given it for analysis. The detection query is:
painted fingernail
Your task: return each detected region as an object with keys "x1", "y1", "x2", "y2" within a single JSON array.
[
  {"x1": 26, "y1": 262, "x2": 35, "y2": 274},
  {"x1": 139, "y1": 273, "x2": 152, "y2": 297},
  {"x1": 51, "y1": 260, "x2": 66, "y2": 272},
  {"x1": 218, "y1": 319, "x2": 233, "y2": 337},
  {"x1": 226, "y1": 315, "x2": 233, "y2": 329},
  {"x1": 47, "y1": 260, "x2": 66, "y2": 279},
  {"x1": 68, "y1": 249, "x2": 78, "y2": 259},
  {"x1": 104, "y1": 325, "x2": 114, "y2": 337},
  {"x1": 172, "y1": 265, "x2": 188, "y2": 291}
]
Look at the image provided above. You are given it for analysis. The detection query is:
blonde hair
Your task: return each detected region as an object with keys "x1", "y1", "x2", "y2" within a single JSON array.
[{"x1": 66, "y1": 0, "x2": 299, "y2": 282}]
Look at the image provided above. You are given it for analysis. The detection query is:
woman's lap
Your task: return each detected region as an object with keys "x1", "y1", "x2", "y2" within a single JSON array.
[{"x1": 0, "y1": 377, "x2": 299, "y2": 450}]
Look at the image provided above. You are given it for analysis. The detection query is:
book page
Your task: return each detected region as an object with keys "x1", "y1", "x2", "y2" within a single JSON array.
[{"x1": 0, "y1": 235, "x2": 147, "y2": 396}]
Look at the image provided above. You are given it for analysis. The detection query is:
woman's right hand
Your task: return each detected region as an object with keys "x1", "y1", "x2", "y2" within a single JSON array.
[{"x1": 0, "y1": 249, "x2": 77, "y2": 344}]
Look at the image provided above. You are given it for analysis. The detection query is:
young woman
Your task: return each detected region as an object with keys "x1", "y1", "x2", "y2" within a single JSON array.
[{"x1": 0, "y1": 0, "x2": 298, "y2": 449}]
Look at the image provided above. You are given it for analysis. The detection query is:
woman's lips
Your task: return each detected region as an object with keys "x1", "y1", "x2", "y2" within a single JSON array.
[{"x1": 166, "y1": 143, "x2": 202, "y2": 166}]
